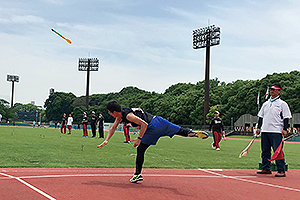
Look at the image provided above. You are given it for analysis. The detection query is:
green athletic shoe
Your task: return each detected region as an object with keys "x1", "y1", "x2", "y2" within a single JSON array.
[{"x1": 130, "y1": 174, "x2": 143, "y2": 183}]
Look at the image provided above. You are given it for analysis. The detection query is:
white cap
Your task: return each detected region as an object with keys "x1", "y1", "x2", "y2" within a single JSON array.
[{"x1": 215, "y1": 111, "x2": 220, "y2": 114}]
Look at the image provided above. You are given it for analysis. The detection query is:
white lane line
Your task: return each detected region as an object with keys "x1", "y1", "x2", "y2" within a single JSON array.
[
  {"x1": 19, "y1": 174, "x2": 220, "y2": 179},
  {"x1": 0, "y1": 172, "x2": 57, "y2": 200},
  {"x1": 204, "y1": 169, "x2": 223, "y2": 171},
  {"x1": 1, "y1": 169, "x2": 224, "y2": 173},
  {"x1": 17, "y1": 173, "x2": 255, "y2": 179},
  {"x1": 0, "y1": 169, "x2": 134, "y2": 173},
  {"x1": 198, "y1": 169, "x2": 300, "y2": 193}
]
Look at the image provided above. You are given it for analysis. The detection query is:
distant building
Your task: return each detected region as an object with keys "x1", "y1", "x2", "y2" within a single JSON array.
[
  {"x1": 30, "y1": 101, "x2": 35, "y2": 105},
  {"x1": 291, "y1": 113, "x2": 300, "y2": 128},
  {"x1": 17, "y1": 112, "x2": 37, "y2": 121},
  {"x1": 234, "y1": 114, "x2": 257, "y2": 133},
  {"x1": 234, "y1": 114, "x2": 257, "y2": 127},
  {"x1": 234, "y1": 113, "x2": 300, "y2": 134},
  {"x1": 50, "y1": 88, "x2": 55, "y2": 95}
]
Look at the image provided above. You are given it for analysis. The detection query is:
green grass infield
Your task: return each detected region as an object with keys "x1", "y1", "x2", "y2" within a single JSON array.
[{"x1": 1, "y1": 126, "x2": 300, "y2": 169}]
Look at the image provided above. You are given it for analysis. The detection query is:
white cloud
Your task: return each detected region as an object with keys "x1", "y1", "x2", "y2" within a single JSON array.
[
  {"x1": 39, "y1": 0, "x2": 63, "y2": 6},
  {"x1": 10, "y1": 15, "x2": 46, "y2": 24}
]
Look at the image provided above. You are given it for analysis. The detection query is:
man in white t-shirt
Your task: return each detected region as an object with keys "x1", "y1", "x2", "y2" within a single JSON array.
[
  {"x1": 256, "y1": 84, "x2": 292, "y2": 177},
  {"x1": 67, "y1": 114, "x2": 73, "y2": 135},
  {"x1": 0, "y1": 113, "x2": 2, "y2": 126}
]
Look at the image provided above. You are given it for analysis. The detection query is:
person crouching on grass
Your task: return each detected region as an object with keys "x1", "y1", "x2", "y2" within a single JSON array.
[{"x1": 97, "y1": 100, "x2": 207, "y2": 183}]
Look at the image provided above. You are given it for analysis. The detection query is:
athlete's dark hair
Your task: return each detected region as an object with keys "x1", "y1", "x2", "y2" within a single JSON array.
[{"x1": 106, "y1": 100, "x2": 122, "y2": 112}]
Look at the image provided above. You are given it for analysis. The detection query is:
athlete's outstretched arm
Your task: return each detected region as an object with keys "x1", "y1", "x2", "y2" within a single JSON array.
[{"x1": 97, "y1": 117, "x2": 122, "y2": 148}]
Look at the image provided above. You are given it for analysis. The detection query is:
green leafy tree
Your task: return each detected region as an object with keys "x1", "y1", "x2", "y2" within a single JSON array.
[
  {"x1": 44, "y1": 92, "x2": 76, "y2": 122},
  {"x1": 72, "y1": 96, "x2": 86, "y2": 108},
  {"x1": 40, "y1": 109, "x2": 47, "y2": 122},
  {"x1": 0, "y1": 99, "x2": 17, "y2": 121},
  {"x1": 72, "y1": 106, "x2": 87, "y2": 124},
  {"x1": 43, "y1": 70, "x2": 300, "y2": 126},
  {"x1": 13, "y1": 103, "x2": 41, "y2": 113}
]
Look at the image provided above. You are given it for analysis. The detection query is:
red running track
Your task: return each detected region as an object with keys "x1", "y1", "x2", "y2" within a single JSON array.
[{"x1": 1, "y1": 168, "x2": 300, "y2": 200}]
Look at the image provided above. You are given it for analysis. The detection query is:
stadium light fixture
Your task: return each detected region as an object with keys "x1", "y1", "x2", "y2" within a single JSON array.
[
  {"x1": 78, "y1": 58, "x2": 99, "y2": 111},
  {"x1": 7, "y1": 74, "x2": 19, "y2": 108},
  {"x1": 192, "y1": 24, "x2": 221, "y2": 125}
]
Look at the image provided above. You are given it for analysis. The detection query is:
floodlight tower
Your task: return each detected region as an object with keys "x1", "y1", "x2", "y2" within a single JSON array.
[
  {"x1": 78, "y1": 58, "x2": 99, "y2": 111},
  {"x1": 7, "y1": 75, "x2": 20, "y2": 108},
  {"x1": 192, "y1": 24, "x2": 221, "y2": 125}
]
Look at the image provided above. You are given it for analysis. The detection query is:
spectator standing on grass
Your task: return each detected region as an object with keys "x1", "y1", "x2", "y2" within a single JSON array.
[
  {"x1": 97, "y1": 113, "x2": 104, "y2": 138},
  {"x1": 123, "y1": 123, "x2": 132, "y2": 143},
  {"x1": 0, "y1": 113, "x2": 2, "y2": 126},
  {"x1": 61, "y1": 114, "x2": 67, "y2": 134},
  {"x1": 91, "y1": 111, "x2": 97, "y2": 138},
  {"x1": 32, "y1": 121, "x2": 35, "y2": 128},
  {"x1": 209, "y1": 111, "x2": 224, "y2": 151},
  {"x1": 67, "y1": 113, "x2": 73, "y2": 135},
  {"x1": 82, "y1": 112, "x2": 88, "y2": 137},
  {"x1": 256, "y1": 84, "x2": 292, "y2": 177}
]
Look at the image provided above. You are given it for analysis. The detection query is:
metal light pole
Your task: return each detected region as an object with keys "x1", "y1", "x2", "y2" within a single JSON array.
[
  {"x1": 78, "y1": 58, "x2": 99, "y2": 111},
  {"x1": 192, "y1": 24, "x2": 221, "y2": 124},
  {"x1": 7, "y1": 75, "x2": 19, "y2": 108}
]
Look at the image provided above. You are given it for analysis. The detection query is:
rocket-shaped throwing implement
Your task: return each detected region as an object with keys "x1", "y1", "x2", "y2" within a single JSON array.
[{"x1": 51, "y1": 28, "x2": 72, "y2": 44}]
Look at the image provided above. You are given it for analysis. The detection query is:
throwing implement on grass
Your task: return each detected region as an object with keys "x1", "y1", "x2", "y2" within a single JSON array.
[
  {"x1": 239, "y1": 135, "x2": 257, "y2": 158},
  {"x1": 196, "y1": 131, "x2": 209, "y2": 139}
]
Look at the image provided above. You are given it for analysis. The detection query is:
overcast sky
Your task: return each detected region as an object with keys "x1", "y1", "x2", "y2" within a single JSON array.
[{"x1": 1, "y1": 0, "x2": 299, "y2": 107}]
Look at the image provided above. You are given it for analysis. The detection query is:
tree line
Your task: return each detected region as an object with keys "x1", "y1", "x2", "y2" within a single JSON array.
[{"x1": 1, "y1": 71, "x2": 300, "y2": 126}]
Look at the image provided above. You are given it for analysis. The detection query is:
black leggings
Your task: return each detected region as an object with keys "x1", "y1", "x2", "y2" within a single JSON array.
[
  {"x1": 135, "y1": 128, "x2": 191, "y2": 175},
  {"x1": 176, "y1": 127, "x2": 192, "y2": 137},
  {"x1": 135, "y1": 143, "x2": 150, "y2": 175}
]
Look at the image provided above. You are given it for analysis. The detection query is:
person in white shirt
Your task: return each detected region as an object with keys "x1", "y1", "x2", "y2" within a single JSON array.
[
  {"x1": 256, "y1": 84, "x2": 292, "y2": 177},
  {"x1": 0, "y1": 113, "x2": 2, "y2": 126},
  {"x1": 67, "y1": 114, "x2": 73, "y2": 135}
]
